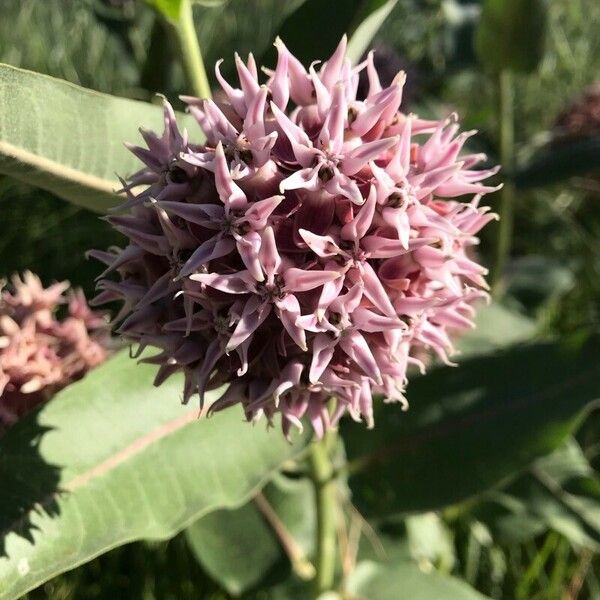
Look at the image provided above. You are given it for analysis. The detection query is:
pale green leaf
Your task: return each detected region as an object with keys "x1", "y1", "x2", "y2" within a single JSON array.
[
  {"x1": 0, "y1": 352, "x2": 307, "y2": 600},
  {"x1": 346, "y1": 560, "x2": 488, "y2": 599},
  {"x1": 456, "y1": 302, "x2": 536, "y2": 357},
  {"x1": 0, "y1": 64, "x2": 200, "y2": 212},
  {"x1": 406, "y1": 513, "x2": 456, "y2": 573},
  {"x1": 346, "y1": 1, "x2": 399, "y2": 64},
  {"x1": 192, "y1": 0, "x2": 228, "y2": 7},
  {"x1": 145, "y1": 0, "x2": 184, "y2": 23},
  {"x1": 186, "y1": 475, "x2": 314, "y2": 595}
]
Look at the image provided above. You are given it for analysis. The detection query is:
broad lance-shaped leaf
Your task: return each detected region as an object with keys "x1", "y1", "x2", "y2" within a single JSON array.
[
  {"x1": 185, "y1": 437, "x2": 348, "y2": 595},
  {"x1": 343, "y1": 337, "x2": 600, "y2": 517},
  {"x1": 346, "y1": 0, "x2": 399, "y2": 64},
  {"x1": 0, "y1": 64, "x2": 201, "y2": 212},
  {"x1": 0, "y1": 352, "x2": 308, "y2": 600},
  {"x1": 145, "y1": 0, "x2": 226, "y2": 22},
  {"x1": 145, "y1": 0, "x2": 185, "y2": 22}
]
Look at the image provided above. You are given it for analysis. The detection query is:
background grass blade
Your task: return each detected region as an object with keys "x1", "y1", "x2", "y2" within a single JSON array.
[
  {"x1": 263, "y1": 0, "x2": 395, "y2": 67},
  {"x1": 346, "y1": 0, "x2": 399, "y2": 64}
]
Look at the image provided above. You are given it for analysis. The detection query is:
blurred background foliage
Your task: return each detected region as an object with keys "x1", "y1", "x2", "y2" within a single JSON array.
[{"x1": 0, "y1": 0, "x2": 598, "y2": 598}]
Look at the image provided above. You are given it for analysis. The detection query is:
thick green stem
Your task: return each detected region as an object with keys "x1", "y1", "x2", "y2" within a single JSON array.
[
  {"x1": 492, "y1": 69, "x2": 515, "y2": 294},
  {"x1": 174, "y1": 0, "x2": 211, "y2": 99},
  {"x1": 308, "y1": 433, "x2": 337, "y2": 597}
]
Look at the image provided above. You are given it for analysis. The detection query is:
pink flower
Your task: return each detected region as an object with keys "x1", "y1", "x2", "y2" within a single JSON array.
[
  {"x1": 93, "y1": 37, "x2": 499, "y2": 438},
  {"x1": 0, "y1": 273, "x2": 110, "y2": 432}
]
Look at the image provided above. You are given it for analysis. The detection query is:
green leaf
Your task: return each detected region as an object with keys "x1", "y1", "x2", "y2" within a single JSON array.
[
  {"x1": 0, "y1": 352, "x2": 308, "y2": 600},
  {"x1": 505, "y1": 255, "x2": 575, "y2": 310},
  {"x1": 344, "y1": 338, "x2": 600, "y2": 517},
  {"x1": 346, "y1": 560, "x2": 488, "y2": 599},
  {"x1": 346, "y1": 1, "x2": 399, "y2": 64},
  {"x1": 185, "y1": 474, "x2": 314, "y2": 595},
  {"x1": 0, "y1": 64, "x2": 200, "y2": 212},
  {"x1": 405, "y1": 513, "x2": 456, "y2": 573},
  {"x1": 514, "y1": 137, "x2": 600, "y2": 189},
  {"x1": 456, "y1": 302, "x2": 536, "y2": 358},
  {"x1": 475, "y1": 0, "x2": 547, "y2": 74},
  {"x1": 478, "y1": 440, "x2": 600, "y2": 548},
  {"x1": 264, "y1": 0, "x2": 395, "y2": 67},
  {"x1": 145, "y1": 0, "x2": 184, "y2": 23}
]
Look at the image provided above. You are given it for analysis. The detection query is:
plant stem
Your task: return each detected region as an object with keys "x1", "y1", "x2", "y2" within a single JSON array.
[
  {"x1": 308, "y1": 433, "x2": 337, "y2": 597},
  {"x1": 492, "y1": 69, "x2": 515, "y2": 294},
  {"x1": 175, "y1": 0, "x2": 211, "y2": 99},
  {"x1": 254, "y1": 492, "x2": 315, "y2": 580}
]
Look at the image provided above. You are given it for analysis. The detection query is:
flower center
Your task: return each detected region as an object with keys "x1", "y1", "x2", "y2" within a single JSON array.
[
  {"x1": 387, "y1": 191, "x2": 407, "y2": 209},
  {"x1": 224, "y1": 136, "x2": 253, "y2": 165},
  {"x1": 213, "y1": 316, "x2": 230, "y2": 335},
  {"x1": 168, "y1": 248, "x2": 194, "y2": 273},
  {"x1": 256, "y1": 273, "x2": 286, "y2": 301},
  {"x1": 318, "y1": 165, "x2": 335, "y2": 182}
]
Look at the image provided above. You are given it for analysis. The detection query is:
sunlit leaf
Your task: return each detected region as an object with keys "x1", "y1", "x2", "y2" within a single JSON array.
[
  {"x1": 346, "y1": 560, "x2": 487, "y2": 599},
  {"x1": 0, "y1": 352, "x2": 308, "y2": 600},
  {"x1": 186, "y1": 475, "x2": 314, "y2": 595},
  {"x1": 346, "y1": 0, "x2": 399, "y2": 64},
  {"x1": 145, "y1": 0, "x2": 184, "y2": 23},
  {"x1": 0, "y1": 64, "x2": 200, "y2": 212},
  {"x1": 405, "y1": 513, "x2": 456, "y2": 573},
  {"x1": 456, "y1": 302, "x2": 536, "y2": 358}
]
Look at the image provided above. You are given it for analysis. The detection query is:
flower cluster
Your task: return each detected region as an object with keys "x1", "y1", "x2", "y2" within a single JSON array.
[
  {"x1": 554, "y1": 83, "x2": 600, "y2": 142},
  {"x1": 92, "y1": 37, "x2": 499, "y2": 437},
  {"x1": 0, "y1": 272, "x2": 109, "y2": 432}
]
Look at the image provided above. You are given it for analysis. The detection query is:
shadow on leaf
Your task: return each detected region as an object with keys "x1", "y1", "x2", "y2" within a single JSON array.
[{"x1": 0, "y1": 414, "x2": 62, "y2": 556}]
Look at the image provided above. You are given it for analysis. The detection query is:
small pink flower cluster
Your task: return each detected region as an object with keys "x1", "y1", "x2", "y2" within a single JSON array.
[
  {"x1": 93, "y1": 37, "x2": 498, "y2": 437},
  {"x1": 0, "y1": 272, "x2": 109, "y2": 431}
]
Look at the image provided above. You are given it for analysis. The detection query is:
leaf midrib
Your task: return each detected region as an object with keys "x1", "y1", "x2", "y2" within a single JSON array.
[
  {"x1": 0, "y1": 407, "x2": 201, "y2": 540},
  {"x1": 0, "y1": 140, "x2": 118, "y2": 195}
]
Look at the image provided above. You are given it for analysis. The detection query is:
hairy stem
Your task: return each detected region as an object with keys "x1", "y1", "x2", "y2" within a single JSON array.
[
  {"x1": 175, "y1": 0, "x2": 211, "y2": 99},
  {"x1": 308, "y1": 433, "x2": 338, "y2": 596},
  {"x1": 492, "y1": 69, "x2": 515, "y2": 294}
]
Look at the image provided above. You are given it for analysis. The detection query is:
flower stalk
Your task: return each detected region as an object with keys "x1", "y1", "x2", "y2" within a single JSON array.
[
  {"x1": 174, "y1": 0, "x2": 211, "y2": 99},
  {"x1": 308, "y1": 431, "x2": 338, "y2": 597},
  {"x1": 492, "y1": 69, "x2": 515, "y2": 294}
]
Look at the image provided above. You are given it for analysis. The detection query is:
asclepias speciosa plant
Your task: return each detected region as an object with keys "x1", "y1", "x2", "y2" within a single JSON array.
[{"x1": 0, "y1": 2, "x2": 598, "y2": 599}]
